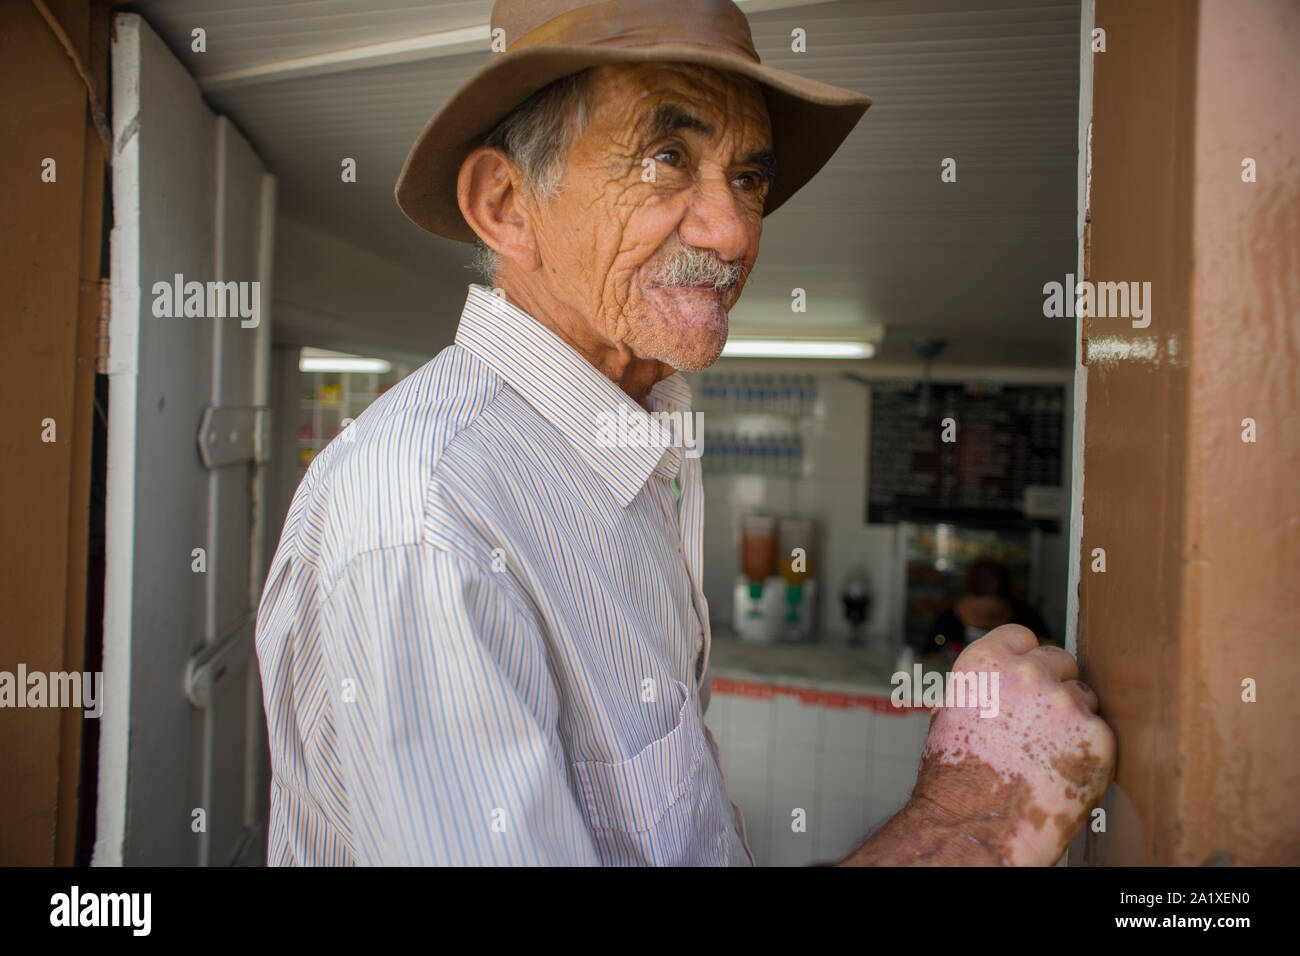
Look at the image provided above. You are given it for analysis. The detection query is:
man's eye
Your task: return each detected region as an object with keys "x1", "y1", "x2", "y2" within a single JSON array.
[
  {"x1": 653, "y1": 148, "x2": 684, "y2": 166},
  {"x1": 734, "y1": 171, "x2": 766, "y2": 192}
]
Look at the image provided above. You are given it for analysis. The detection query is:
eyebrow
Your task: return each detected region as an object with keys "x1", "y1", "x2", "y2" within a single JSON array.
[
  {"x1": 638, "y1": 102, "x2": 779, "y2": 185},
  {"x1": 641, "y1": 103, "x2": 714, "y2": 140}
]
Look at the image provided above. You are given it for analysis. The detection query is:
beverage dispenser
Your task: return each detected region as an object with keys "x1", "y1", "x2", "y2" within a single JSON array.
[{"x1": 733, "y1": 515, "x2": 818, "y2": 642}]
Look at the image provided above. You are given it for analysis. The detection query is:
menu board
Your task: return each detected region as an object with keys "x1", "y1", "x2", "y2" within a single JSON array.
[{"x1": 867, "y1": 383, "x2": 1065, "y2": 529}]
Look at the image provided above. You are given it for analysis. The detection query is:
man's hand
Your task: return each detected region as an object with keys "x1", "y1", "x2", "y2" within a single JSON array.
[{"x1": 842, "y1": 625, "x2": 1115, "y2": 866}]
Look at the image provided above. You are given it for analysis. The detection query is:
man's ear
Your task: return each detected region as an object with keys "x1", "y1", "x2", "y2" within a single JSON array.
[{"x1": 456, "y1": 147, "x2": 540, "y2": 272}]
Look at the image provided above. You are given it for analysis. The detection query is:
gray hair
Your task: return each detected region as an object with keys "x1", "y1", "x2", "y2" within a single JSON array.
[{"x1": 469, "y1": 70, "x2": 592, "y2": 284}]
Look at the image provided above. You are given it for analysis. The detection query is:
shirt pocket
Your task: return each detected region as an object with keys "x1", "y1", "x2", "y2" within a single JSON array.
[{"x1": 570, "y1": 680, "x2": 729, "y2": 866}]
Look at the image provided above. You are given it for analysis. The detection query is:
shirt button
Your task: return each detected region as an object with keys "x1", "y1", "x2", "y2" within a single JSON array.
[{"x1": 696, "y1": 632, "x2": 704, "y2": 653}]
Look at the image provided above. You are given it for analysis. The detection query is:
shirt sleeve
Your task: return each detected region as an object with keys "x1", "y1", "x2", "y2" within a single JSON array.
[{"x1": 319, "y1": 543, "x2": 600, "y2": 865}]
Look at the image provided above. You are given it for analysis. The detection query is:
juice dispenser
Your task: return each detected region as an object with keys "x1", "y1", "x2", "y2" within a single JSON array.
[
  {"x1": 733, "y1": 515, "x2": 818, "y2": 642},
  {"x1": 777, "y1": 518, "x2": 817, "y2": 642}
]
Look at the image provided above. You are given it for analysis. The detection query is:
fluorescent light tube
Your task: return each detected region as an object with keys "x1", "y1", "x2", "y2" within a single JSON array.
[
  {"x1": 720, "y1": 339, "x2": 875, "y2": 359},
  {"x1": 299, "y1": 356, "x2": 392, "y2": 373}
]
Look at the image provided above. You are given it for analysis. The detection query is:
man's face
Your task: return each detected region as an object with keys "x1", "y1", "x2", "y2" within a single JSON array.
[{"x1": 527, "y1": 63, "x2": 774, "y2": 371}]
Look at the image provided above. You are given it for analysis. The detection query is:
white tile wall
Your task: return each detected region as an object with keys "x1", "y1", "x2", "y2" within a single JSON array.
[{"x1": 707, "y1": 684, "x2": 932, "y2": 867}]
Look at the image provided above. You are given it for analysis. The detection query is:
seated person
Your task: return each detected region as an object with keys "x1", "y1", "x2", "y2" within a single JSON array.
[{"x1": 916, "y1": 558, "x2": 1055, "y2": 664}]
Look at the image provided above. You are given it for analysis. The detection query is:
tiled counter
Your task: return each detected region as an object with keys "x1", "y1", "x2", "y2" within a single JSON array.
[{"x1": 705, "y1": 637, "x2": 933, "y2": 867}]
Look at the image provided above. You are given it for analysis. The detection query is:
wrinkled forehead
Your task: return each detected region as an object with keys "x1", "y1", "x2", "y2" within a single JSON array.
[{"x1": 585, "y1": 63, "x2": 773, "y2": 146}]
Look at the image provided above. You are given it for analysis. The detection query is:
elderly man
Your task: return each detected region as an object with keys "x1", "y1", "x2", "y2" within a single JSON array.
[{"x1": 255, "y1": 0, "x2": 1114, "y2": 866}]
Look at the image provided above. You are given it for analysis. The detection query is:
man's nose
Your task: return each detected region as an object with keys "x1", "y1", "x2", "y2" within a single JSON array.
[{"x1": 678, "y1": 173, "x2": 754, "y2": 265}]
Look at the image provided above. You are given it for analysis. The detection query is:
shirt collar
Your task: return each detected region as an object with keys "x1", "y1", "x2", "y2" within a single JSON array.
[{"x1": 453, "y1": 284, "x2": 696, "y2": 507}]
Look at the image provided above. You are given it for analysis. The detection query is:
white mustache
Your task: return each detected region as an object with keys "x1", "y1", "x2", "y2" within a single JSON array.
[{"x1": 653, "y1": 247, "x2": 743, "y2": 290}]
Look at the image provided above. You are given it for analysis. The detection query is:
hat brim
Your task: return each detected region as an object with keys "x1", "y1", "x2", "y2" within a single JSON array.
[{"x1": 394, "y1": 43, "x2": 871, "y2": 243}]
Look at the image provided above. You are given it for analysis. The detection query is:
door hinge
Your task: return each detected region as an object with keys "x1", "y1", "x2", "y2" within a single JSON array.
[
  {"x1": 95, "y1": 277, "x2": 111, "y2": 373},
  {"x1": 197, "y1": 406, "x2": 272, "y2": 469}
]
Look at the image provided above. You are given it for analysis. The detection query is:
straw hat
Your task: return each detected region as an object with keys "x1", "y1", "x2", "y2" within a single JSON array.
[{"x1": 395, "y1": 0, "x2": 872, "y2": 243}]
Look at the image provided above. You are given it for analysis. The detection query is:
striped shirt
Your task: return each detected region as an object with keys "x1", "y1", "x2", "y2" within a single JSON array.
[{"x1": 255, "y1": 283, "x2": 753, "y2": 866}]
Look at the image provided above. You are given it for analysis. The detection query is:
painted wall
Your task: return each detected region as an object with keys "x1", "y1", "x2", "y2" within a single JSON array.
[
  {"x1": 1177, "y1": 0, "x2": 1300, "y2": 865},
  {"x1": 1078, "y1": 0, "x2": 1300, "y2": 865},
  {"x1": 0, "y1": 0, "x2": 106, "y2": 866}
]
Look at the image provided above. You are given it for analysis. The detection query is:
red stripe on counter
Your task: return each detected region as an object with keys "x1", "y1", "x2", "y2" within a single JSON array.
[{"x1": 711, "y1": 677, "x2": 926, "y2": 714}]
